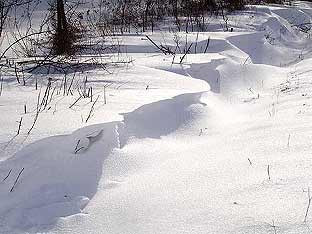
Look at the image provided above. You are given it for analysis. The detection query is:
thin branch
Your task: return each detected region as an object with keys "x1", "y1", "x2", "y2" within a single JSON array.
[
  {"x1": 2, "y1": 169, "x2": 12, "y2": 182},
  {"x1": 0, "y1": 30, "x2": 51, "y2": 61},
  {"x1": 180, "y1": 43, "x2": 193, "y2": 64},
  {"x1": 85, "y1": 95, "x2": 99, "y2": 123},
  {"x1": 10, "y1": 167, "x2": 24, "y2": 192},
  {"x1": 304, "y1": 187, "x2": 312, "y2": 223}
]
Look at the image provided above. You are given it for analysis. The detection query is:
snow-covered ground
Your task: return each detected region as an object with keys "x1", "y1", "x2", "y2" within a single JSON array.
[{"x1": 2, "y1": 2, "x2": 312, "y2": 234}]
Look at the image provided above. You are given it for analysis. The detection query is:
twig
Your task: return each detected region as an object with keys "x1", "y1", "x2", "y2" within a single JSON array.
[
  {"x1": 146, "y1": 35, "x2": 175, "y2": 55},
  {"x1": 74, "y1": 140, "x2": 84, "y2": 154},
  {"x1": 203, "y1": 36, "x2": 210, "y2": 53},
  {"x1": 2, "y1": 169, "x2": 12, "y2": 182},
  {"x1": 194, "y1": 32, "x2": 199, "y2": 54},
  {"x1": 85, "y1": 95, "x2": 100, "y2": 123},
  {"x1": 104, "y1": 86, "x2": 107, "y2": 104},
  {"x1": 69, "y1": 96, "x2": 82, "y2": 108},
  {"x1": 146, "y1": 35, "x2": 163, "y2": 52},
  {"x1": 243, "y1": 56, "x2": 250, "y2": 65},
  {"x1": 27, "y1": 89, "x2": 41, "y2": 135},
  {"x1": 74, "y1": 140, "x2": 80, "y2": 152},
  {"x1": 0, "y1": 76, "x2": 3, "y2": 96},
  {"x1": 304, "y1": 187, "x2": 312, "y2": 223},
  {"x1": 10, "y1": 167, "x2": 24, "y2": 192},
  {"x1": 14, "y1": 64, "x2": 20, "y2": 84},
  {"x1": 21, "y1": 66, "x2": 25, "y2": 86},
  {"x1": 75, "y1": 147, "x2": 85, "y2": 154},
  {"x1": 63, "y1": 74, "x2": 67, "y2": 96},
  {"x1": 48, "y1": 86, "x2": 57, "y2": 105},
  {"x1": 16, "y1": 117, "x2": 23, "y2": 135},
  {"x1": 271, "y1": 220, "x2": 277, "y2": 234},
  {"x1": 180, "y1": 43, "x2": 193, "y2": 64},
  {"x1": 66, "y1": 73, "x2": 75, "y2": 96}
]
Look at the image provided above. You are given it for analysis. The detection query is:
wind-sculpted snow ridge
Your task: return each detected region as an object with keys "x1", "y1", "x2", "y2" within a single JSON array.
[
  {"x1": 0, "y1": 91, "x2": 210, "y2": 233},
  {"x1": 215, "y1": 5, "x2": 312, "y2": 67}
]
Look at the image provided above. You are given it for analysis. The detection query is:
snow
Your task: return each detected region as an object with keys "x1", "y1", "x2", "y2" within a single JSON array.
[{"x1": 2, "y1": 2, "x2": 312, "y2": 234}]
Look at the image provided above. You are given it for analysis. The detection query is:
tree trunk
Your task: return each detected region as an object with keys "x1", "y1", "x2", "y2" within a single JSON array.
[
  {"x1": 54, "y1": 0, "x2": 73, "y2": 55},
  {"x1": 57, "y1": 0, "x2": 67, "y2": 35}
]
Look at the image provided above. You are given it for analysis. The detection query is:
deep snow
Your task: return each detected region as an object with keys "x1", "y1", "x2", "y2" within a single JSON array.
[{"x1": 1, "y1": 2, "x2": 312, "y2": 234}]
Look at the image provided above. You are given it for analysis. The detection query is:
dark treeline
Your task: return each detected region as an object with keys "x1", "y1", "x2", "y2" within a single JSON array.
[
  {"x1": 0, "y1": 0, "x2": 291, "y2": 56},
  {"x1": 93, "y1": 0, "x2": 290, "y2": 33}
]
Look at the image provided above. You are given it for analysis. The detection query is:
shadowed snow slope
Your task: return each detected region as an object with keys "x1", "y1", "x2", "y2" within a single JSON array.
[
  {"x1": 120, "y1": 92, "x2": 206, "y2": 144},
  {"x1": 0, "y1": 91, "x2": 211, "y2": 233},
  {"x1": 0, "y1": 123, "x2": 120, "y2": 231}
]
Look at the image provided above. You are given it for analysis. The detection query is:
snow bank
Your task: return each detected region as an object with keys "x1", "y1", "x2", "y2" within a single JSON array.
[
  {"x1": 0, "y1": 89, "x2": 211, "y2": 232},
  {"x1": 0, "y1": 123, "x2": 120, "y2": 230}
]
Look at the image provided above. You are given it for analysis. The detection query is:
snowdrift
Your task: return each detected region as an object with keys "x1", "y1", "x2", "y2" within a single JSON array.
[
  {"x1": 2, "y1": 2, "x2": 312, "y2": 234},
  {"x1": 0, "y1": 91, "x2": 210, "y2": 232}
]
